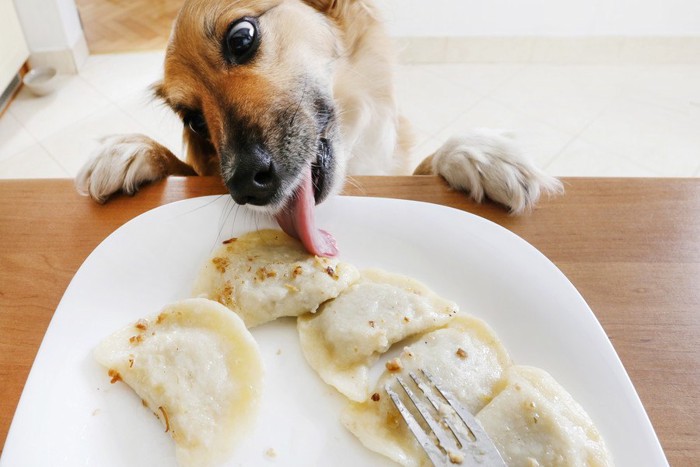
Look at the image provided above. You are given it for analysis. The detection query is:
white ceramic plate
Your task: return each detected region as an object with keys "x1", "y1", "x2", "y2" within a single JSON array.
[{"x1": 2, "y1": 196, "x2": 666, "y2": 467}]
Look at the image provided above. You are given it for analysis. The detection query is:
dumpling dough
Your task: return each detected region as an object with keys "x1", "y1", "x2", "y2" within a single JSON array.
[
  {"x1": 341, "y1": 314, "x2": 511, "y2": 467},
  {"x1": 298, "y1": 269, "x2": 459, "y2": 401},
  {"x1": 192, "y1": 229, "x2": 360, "y2": 327},
  {"x1": 94, "y1": 298, "x2": 264, "y2": 467},
  {"x1": 476, "y1": 366, "x2": 613, "y2": 467}
]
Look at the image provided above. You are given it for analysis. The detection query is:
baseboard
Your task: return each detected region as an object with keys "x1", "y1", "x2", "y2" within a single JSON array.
[
  {"x1": 27, "y1": 33, "x2": 90, "y2": 74},
  {"x1": 394, "y1": 36, "x2": 700, "y2": 64}
]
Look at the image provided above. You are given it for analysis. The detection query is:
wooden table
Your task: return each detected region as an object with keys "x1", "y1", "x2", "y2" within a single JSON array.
[{"x1": 1, "y1": 176, "x2": 698, "y2": 464}]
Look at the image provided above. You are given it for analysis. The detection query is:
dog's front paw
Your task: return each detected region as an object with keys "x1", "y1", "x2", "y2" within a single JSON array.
[
  {"x1": 432, "y1": 129, "x2": 563, "y2": 214},
  {"x1": 76, "y1": 134, "x2": 175, "y2": 203}
]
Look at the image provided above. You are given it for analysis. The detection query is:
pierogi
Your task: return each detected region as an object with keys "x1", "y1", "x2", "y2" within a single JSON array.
[
  {"x1": 94, "y1": 298, "x2": 263, "y2": 467},
  {"x1": 341, "y1": 314, "x2": 511, "y2": 467},
  {"x1": 192, "y1": 229, "x2": 360, "y2": 327},
  {"x1": 297, "y1": 269, "x2": 459, "y2": 401},
  {"x1": 94, "y1": 228, "x2": 613, "y2": 467},
  {"x1": 476, "y1": 366, "x2": 613, "y2": 467}
]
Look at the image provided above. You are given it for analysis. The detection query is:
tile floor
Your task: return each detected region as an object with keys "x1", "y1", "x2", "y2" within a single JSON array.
[{"x1": 1, "y1": 51, "x2": 699, "y2": 179}]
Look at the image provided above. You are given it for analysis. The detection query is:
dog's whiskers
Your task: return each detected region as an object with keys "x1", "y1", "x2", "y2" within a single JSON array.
[
  {"x1": 214, "y1": 198, "x2": 237, "y2": 249},
  {"x1": 290, "y1": 77, "x2": 310, "y2": 127},
  {"x1": 343, "y1": 175, "x2": 365, "y2": 195}
]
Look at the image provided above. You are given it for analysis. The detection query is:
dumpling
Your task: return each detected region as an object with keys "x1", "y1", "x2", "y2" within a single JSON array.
[
  {"x1": 297, "y1": 268, "x2": 459, "y2": 401},
  {"x1": 341, "y1": 314, "x2": 511, "y2": 466},
  {"x1": 192, "y1": 229, "x2": 360, "y2": 327},
  {"x1": 94, "y1": 298, "x2": 264, "y2": 467},
  {"x1": 476, "y1": 366, "x2": 613, "y2": 467}
]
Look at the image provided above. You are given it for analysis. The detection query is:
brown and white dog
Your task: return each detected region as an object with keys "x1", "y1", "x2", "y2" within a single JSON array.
[{"x1": 76, "y1": 0, "x2": 562, "y2": 256}]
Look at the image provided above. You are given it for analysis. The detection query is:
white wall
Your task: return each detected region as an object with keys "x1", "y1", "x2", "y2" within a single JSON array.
[
  {"x1": 13, "y1": 0, "x2": 84, "y2": 52},
  {"x1": 12, "y1": 0, "x2": 87, "y2": 72},
  {"x1": 376, "y1": 0, "x2": 700, "y2": 37},
  {"x1": 55, "y1": 0, "x2": 84, "y2": 47},
  {"x1": 0, "y1": 0, "x2": 29, "y2": 92}
]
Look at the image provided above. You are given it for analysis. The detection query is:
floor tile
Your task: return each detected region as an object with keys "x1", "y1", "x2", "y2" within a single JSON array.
[
  {"x1": 431, "y1": 97, "x2": 575, "y2": 168},
  {"x1": 0, "y1": 144, "x2": 68, "y2": 178},
  {"x1": 621, "y1": 65, "x2": 700, "y2": 114},
  {"x1": 1, "y1": 53, "x2": 699, "y2": 180},
  {"x1": 420, "y1": 63, "x2": 526, "y2": 96},
  {"x1": 487, "y1": 65, "x2": 635, "y2": 135},
  {"x1": 0, "y1": 113, "x2": 36, "y2": 162},
  {"x1": 78, "y1": 51, "x2": 166, "y2": 103},
  {"x1": 546, "y1": 139, "x2": 659, "y2": 177},
  {"x1": 394, "y1": 65, "x2": 482, "y2": 136},
  {"x1": 39, "y1": 104, "x2": 156, "y2": 176},
  {"x1": 8, "y1": 75, "x2": 111, "y2": 141},
  {"x1": 578, "y1": 97, "x2": 700, "y2": 176}
]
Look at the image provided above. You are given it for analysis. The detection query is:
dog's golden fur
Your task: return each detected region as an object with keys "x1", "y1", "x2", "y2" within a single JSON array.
[{"x1": 77, "y1": 0, "x2": 561, "y2": 214}]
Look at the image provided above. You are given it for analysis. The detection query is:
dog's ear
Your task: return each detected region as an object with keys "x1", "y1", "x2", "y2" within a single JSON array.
[
  {"x1": 303, "y1": 0, "x2": 352, "y2": 18},
  {"x1": 151, "y1": 80, "x2": 219, "y2": 175},
  {"x1": 150, "y1": 80, "x2": 166, "y2": 102}
]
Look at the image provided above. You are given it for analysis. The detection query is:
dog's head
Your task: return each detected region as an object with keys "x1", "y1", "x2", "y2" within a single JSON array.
[{"x1": 156, "y1": 0, "x2": 353, "y2": 254}]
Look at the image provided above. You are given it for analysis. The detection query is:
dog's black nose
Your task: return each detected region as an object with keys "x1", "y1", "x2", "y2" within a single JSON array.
[{"x1": 226, "y1": 145, "x2": 280, "y2": 206}]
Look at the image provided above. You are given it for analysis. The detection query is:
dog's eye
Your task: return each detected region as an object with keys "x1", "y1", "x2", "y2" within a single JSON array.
[
  {"x1": 225, "y1": 18, "x2": 259, "y2": 64},
  {"x1": 185, "y1": 112, "x2": 209, "y2": 138}
]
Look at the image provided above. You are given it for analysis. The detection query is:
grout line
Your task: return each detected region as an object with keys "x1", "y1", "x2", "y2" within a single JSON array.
[
  {"x1": 0, "y1": 144, "x2": 68, "y2": 179},
  {"x1": 28, "y1": 105, "x2": 111, "y2": 151},
  {"x1": 9, "y1": 75, "x2": 114, "y2": 143},
  {"x1": 567, "y1": 91, "x2": 700, "y2": 176},
  {"x1": 0, "y1": 113, "x2": 41, "y2": 163},
  {"x1": 35, "y1": 138, "x2": 75, "y2": 178},
  {"x1": 479, "y1": 63, "x2": 533, "y2": 97},
  {"x1": 418, "y1": 94, "x2": 492, "y2": 142},
  {"x1": 418, "y1": 62, "x2": 529, "y2": 98},
  {"x1": 541, "y1": 91, "x2": 626, "y2": 172}
]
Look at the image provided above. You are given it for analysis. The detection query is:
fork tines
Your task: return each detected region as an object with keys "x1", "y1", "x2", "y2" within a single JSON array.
[{"x1": 384, "y1": 369, "x2": 506, "y2": 466}]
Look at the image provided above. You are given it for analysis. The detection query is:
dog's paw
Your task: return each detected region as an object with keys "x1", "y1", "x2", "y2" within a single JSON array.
[
  {"x1": 431, "y1": 129, "x2": 563, "y2": 214},
  {"x1": 76, "y1": 134, "x2": 173, "y2": 203}
]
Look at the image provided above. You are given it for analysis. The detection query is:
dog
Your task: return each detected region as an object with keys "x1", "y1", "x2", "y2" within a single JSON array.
[{"x1": 76, "y1": 0, "x2": 562, "y2": 256}]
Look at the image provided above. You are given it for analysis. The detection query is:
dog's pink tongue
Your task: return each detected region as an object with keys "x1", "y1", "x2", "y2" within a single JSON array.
[{"x1": 275, "y1": 169, "x2": 338, "y2": 257}]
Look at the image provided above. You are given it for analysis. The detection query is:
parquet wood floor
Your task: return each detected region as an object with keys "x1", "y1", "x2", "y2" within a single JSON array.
[{"x1": 75, "y1": 0, "x2": 184, "y2": 53}]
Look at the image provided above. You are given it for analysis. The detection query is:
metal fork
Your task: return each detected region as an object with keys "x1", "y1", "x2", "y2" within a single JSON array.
[{"x1": 385, "y1": 369, "x2": 506, "y2": 466}]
